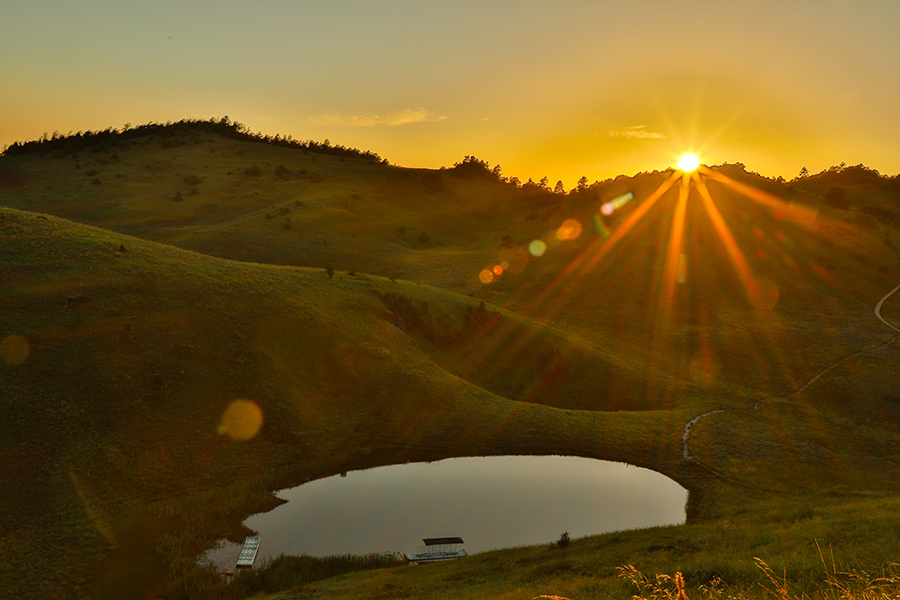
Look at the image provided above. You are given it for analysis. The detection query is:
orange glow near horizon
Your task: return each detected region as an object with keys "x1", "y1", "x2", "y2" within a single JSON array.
[
  {"x1": 3, "y1": 3, "x2": 899, "y2": 189},
  {"x1": 502, "y1": 155, "x2": 819, "y2": 346}
]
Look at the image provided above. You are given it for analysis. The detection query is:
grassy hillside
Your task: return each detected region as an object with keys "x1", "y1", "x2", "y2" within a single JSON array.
[
  {"x1": 0, "y1": 206, "x2": 693, "y2": 599},
  {"x1": 3, "y1": 127, "x2": 897, "y2": 406},
  {"x1": 2, "y1": 122, "x2": 900, "y2": 599},
  {"x1": 0, "y1": 122, "x2": 551, "y2": 293}
]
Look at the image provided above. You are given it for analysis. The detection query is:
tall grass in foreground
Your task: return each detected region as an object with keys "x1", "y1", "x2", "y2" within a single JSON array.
[
  {"x1": 237, "y1": 552, "x2": 407, "y2": 593},
  {"x1": 618, "y1": 553, "x2": 900, "y2": 600},
  {"x1": 165, "y1": 552, "x2": 406, "y2": 600}
]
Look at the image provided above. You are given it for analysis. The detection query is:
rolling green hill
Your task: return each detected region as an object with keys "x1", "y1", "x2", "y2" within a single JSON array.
[{"x1": 2, "y1": 121, "x2": 900, "y2": 599}]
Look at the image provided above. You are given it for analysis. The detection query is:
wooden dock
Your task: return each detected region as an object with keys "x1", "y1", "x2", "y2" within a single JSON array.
[{"x1": 235, "y1": 536, "x2": 261, "y2": 569}]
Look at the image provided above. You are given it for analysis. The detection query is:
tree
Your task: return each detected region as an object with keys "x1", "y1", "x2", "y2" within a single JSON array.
[
  {"x1": 450, "y1": 155, "x2": 493, "y2": 179},
  {"x1": 325, "y1": 263, "x2": 335, "y2": 279},
  {"x1": 539, "y1": 176, "x2": 550, "y2": 190},
  {"x1": 798, "y1": 166, "x2": 809, "y2": 179},
  {"x1": 553, "y1": 180, "x2": 565, "y2": 195},
  {"x1": 576, "y1": 176, "x2": 589, "y2": 191}
]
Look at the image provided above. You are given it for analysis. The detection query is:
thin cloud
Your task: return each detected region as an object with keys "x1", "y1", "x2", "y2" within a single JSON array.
[
  {"x1": 313, "y1": 109, "x2": 447, "y2": 127},
  {"x1": 607, "y1": 125, "x2": 666, "y2": 139}
]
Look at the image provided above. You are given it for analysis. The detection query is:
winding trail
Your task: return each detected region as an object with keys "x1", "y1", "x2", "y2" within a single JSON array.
[
  {"x1": 682, "y1": 281, "x2": 900, "y2": 461},
  {"x1": 875, "y1": 282, "x2": 900, "y2": 332}
]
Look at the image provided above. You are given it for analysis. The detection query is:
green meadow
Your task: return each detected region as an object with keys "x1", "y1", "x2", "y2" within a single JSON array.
[{"x1": 1, "y1": 120, "x2": 900, "y2": 599}]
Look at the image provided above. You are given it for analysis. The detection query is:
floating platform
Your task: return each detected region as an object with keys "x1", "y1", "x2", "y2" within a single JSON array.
[
  {"x1": 405, "y1": 537, "x2": 467, "y2": 564},
  {"x1": 235, "y1": 536, "x2": 261, "y2": 569}
]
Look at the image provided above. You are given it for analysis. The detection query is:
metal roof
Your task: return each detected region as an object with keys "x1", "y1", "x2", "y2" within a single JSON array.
[{"x1": 422, "y1": 537, "x2": 464, "y2": 546}]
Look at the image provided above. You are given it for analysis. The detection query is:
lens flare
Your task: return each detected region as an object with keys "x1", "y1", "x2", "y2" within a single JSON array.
[
  {"x1": 749, "y1": 278, "x2": 780, "y2": 310},
  {"x1": 218, "y1": 399, "x2": 264, "y2": 441},
  {"x1": 479, "y1": 269, "x2": 494, "y2": 283},
  {"x1": 677, "y1": 253, "x2": 688, "y2": 284},
  {"x1": 529, "y1": 240, "x2": 547, "y2": 257},
  {"x1": 556, "y1": 219, "x2": 583, "y2": 241},
  {"x1": 592, "y1": 214, "x2": 611, "y2": 238},
  {"x1": 0, "y1": 335, "x2": 30, "y2": 365},
  {"x1": 601, "y1": 192, "x2": 634, "y2": 216}
]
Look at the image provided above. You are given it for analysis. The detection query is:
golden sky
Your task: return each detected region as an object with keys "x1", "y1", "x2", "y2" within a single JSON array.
[{"x1": 2, "y1": 0, "x2": 899, "y2": 186}]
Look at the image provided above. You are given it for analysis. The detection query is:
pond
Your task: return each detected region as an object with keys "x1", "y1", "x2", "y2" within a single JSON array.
[{"x1": 203, "y1": 455, "x2": 686, "y2": 568}]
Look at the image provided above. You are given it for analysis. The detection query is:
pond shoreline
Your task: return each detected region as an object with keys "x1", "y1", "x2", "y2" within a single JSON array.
[{"x1": 202, "y1": 454, "x2": 688, "y2": 569}]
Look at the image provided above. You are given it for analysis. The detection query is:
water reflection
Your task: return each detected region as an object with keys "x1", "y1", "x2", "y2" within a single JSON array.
[{"x1": 205, "y1": 455, "x2": 686, "y2": 567}]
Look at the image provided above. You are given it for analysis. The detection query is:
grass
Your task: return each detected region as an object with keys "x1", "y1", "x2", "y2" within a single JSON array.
[
  {"x1": 1, "y1": 123, "x2": 900, "y2": 599},
  {"x1": 0, "y1": 205, "x2": 691, "y2": 598},
  {"x1": 254, "y1": 495, "x2": 900, "y2": 600},
  {"x1": 252, "y1": 498, "x2": 900, "y2": 600}
]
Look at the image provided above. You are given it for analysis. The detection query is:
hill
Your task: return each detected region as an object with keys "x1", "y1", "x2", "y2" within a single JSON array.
[
  {"x1": 0, "y1": 206, "x2": 692, "y2": 599},
  {"x1": 2, "y1": 121, "x2": 900, "y2": 599}
]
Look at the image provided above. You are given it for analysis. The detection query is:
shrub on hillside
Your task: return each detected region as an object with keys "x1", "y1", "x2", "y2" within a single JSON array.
[
  {"x1": 421, "y1": 171, "x2": 445, "y2": 193},
  {"x1": 823, "y1": 186, "x2": 848, "y2": 209},
  {"x1": 860, "y1": 205, "x2": 898, "y2": 225},
  {"x1": 274, "y1": 164, "x2": 290, "y2": 180},
  {"x1": 244, "y1": 164, "x2": 263, "y2": 177}
]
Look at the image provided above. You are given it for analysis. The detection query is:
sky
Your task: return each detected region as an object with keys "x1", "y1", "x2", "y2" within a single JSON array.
[{"x1": 2, "y1": 0, "x2": 899, "y2": 186}]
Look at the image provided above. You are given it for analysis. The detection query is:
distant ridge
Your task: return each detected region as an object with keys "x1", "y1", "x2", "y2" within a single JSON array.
[
  {"x1": 5, "y1": 116, "x2": 900, "y2": 186},
  {"x1": 1, "y1": 116, "x2": 386, "y2": 163}
]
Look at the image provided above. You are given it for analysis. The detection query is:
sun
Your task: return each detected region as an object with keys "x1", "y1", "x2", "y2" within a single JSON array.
[{"x1": 677, "y1": 153, "x2": 700, "y2": 172}]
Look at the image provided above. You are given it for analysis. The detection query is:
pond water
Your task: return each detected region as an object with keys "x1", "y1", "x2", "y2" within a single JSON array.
[{"x1": 203, "y1": 455, "x2": 686, "y2": 568}]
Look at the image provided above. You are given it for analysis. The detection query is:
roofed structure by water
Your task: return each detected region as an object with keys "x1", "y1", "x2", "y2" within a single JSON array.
[
  {"x1": 422, "y1": 537, "x2": 464, "y2": 546},
  {"x1": 406, "y1": 537, "x2": 467, "y2": 564}
]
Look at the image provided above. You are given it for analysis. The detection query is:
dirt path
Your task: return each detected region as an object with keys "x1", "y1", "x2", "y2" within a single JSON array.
[
  {"x1": 875, "y1": 282, "x2": 900, "y2": 332},
  {"x1": 682, "y1": 281, "x2": 900, "y2": 461}
]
